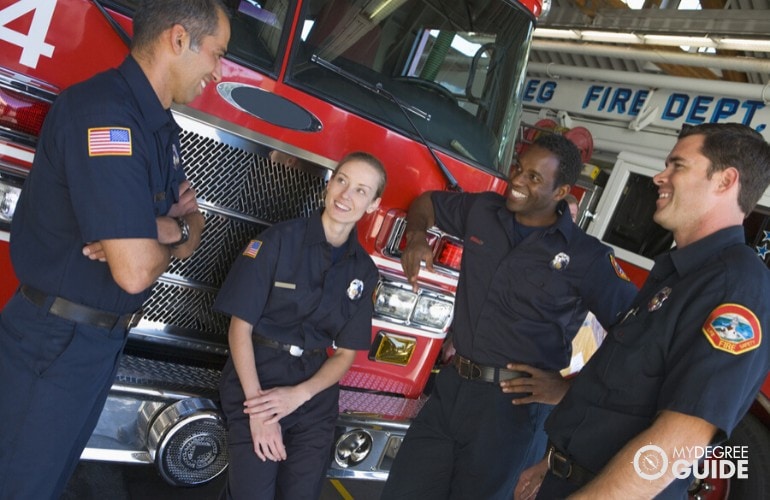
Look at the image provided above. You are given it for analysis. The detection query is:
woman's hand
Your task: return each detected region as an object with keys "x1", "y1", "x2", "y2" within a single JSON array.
[
  {"x1": 249, "y1": 415, "x2": 286, "y2": 462},
  {"x1": 244, "y1": 386, "x2": 311, "y2": 425}
]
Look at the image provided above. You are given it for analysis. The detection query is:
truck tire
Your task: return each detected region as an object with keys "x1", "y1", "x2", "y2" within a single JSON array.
[{"x1": 726, "y1": 413, "x2": 770, "y2": 498}]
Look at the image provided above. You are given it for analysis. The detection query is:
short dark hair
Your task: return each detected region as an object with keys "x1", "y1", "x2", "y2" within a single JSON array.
[
  {"x1": 679, "y1": 123, "x2": 770, "y2": 214},
  {"x1": 532, "y1": 134, "x2": 583, "y2": 189},
  {"x1": 132, "y1": 0, "x2": 227, "y2": 53},
  {"x1": 335, "y1": 152, "x2": 388, "y2": 198}
]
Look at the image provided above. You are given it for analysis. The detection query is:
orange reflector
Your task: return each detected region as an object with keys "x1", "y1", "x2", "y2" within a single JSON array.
[
  {"x1": 372, "y1": 331, "x2": 416, "y2": 366},
  {"x1": 434, "y1": 238, "x2": 463, "y2": 271},
  {"x1": 0, "y1": 87, "x2": 51, "y2": 137}
]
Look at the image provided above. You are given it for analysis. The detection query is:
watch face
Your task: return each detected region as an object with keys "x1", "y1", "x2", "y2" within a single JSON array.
[{"x1": 633, "y1": 444, "x2": 668, "y2": 480}]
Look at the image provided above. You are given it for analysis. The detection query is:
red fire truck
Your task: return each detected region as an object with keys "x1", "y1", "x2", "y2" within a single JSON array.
[{"x1": 0, "y1": 0, "x2": 544, "y2": 488}]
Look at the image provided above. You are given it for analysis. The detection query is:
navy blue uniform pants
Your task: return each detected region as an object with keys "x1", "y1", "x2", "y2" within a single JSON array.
[
  {"x1": 0, "y1": 292, "x2": 128, "y2": 500},
  {"x1": 382, "y1": 366, "x2": 552, "y2": 500},
  {"x1": 219, "y1": 347, "x2": 337, "y2": 500}
]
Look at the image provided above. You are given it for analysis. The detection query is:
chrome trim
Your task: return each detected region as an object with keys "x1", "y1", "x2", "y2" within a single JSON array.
[
  {"x1": 374, "y1": 272, "x2": 455, "y2": 334},
  {"x1": 328, "y1": 413, "x2": 412, "y2": 481},
  {"x1": 0, "y1": 65, "x2": 58, "y2": 101},
  {"x1": 382, "y1": 217, "x2": 462, "y2": 279},
  {"x1": 171, "y1": 105, "x2": 334, "y2": 178}
]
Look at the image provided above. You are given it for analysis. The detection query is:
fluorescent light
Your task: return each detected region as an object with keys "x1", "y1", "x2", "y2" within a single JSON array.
[
  {"x1": 533, "y1": 28, "x2": 770, "y2": 53},
  {"x1": 580, "y1": 31, "x2": 641, "y2": 44},
  {"x1": 643, "y1": 34, "x2": 716, "y2": 49},
  {"x1": 533, "y1": 28, "x2": 580, "y2": 40},
  {"x1": 715, "y1": 38, "x2": 770, "y2": 53}
]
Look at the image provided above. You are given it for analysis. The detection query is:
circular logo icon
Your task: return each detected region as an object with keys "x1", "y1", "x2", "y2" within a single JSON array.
[
  {"x1": 181, "y1": 433, "x2": 220, "y2": 470},
  {"x1": 633, "y1": 444, "x2": 668, "y2": 481}
]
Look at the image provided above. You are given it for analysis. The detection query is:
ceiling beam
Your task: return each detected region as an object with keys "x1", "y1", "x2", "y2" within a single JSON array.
[{"x1": 540, "y1": 8, "x2": 770, "y2": 36}]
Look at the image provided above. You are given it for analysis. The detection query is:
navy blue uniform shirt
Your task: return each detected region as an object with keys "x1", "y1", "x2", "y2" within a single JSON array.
[
  {"x1": 545, "y1": 226, "x2": 770, "y2": 498},
  {"x1": 10, "y1": 56, "x2": 185, "y2": 313},
  {"x1": 431, "y1": 191, "x2": 637, "y2": 370},
  {"x1": 214, "y1": 210, "x2": 377, "y2": 351}
]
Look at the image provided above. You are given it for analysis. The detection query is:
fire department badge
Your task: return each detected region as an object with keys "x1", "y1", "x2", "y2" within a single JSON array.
[
  {"x1": 648, "y1": 287, "x2": 671, "y2": 312},
  {"x1": 702, "y1": 304, "x2": 761, "y2": 355},
  {"x1": 550, "y1": 252, "x2": 570, "y2": 271},
  {"x1": 610, "y1": 254, "x2": 630, "y2": 281},
  {"x1": 172, "y1": 143, "x2": 181, "y2": 169},
  {"x1": 347, "y1": 279, "x2": 364, "y2": 300}
]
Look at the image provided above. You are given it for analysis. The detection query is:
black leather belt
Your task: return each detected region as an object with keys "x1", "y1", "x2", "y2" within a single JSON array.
[
  {"x1": 546, "y1": 442, "x2": 595, "y2": 485},
  {"x1": 252, "y1": 333, "x2": 327, "y2": 357},
  {"x1": 20, "y1": 285, "x2": 142, "y2": 331},
  {"x1": 453, "y1": 354, "x2": 528, "y2": 383}
]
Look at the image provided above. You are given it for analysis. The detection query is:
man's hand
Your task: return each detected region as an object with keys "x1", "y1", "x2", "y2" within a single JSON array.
[
  {"x1": 243, "y1": 386, "x2": 311, "y2": 425},
  {"x1": 514, "y1": 458, "x2": 548, "y2": 500},
  {"x1": 82, "y1": 241, "x2": 107, "y2": 262},
  {"x1": 401, "y1": 233, "x2": 434, "y2": 292},
  {"x1": 167, "y1": 180, "x2": 200, "y2": 218},
  {"x1": 501, "y1": 363, "x2": 569, "y2": 405},
  {"x1": 440, "y1": 338, "x2": 456, "y2": 364}
]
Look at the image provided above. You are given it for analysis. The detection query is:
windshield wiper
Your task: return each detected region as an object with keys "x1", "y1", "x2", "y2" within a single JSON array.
[
  {"x1": 310, "y1": 55, "x2": 430, "y2": 121},
  {"x1": 91, "y1": 0, "x2": 131, "y2": 47},
  {"x1": 310, "y1": 54, "x2": 461, "y2": 192}
]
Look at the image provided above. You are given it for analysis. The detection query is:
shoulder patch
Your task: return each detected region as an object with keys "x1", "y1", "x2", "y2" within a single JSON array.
[
  {"x1": 242, "y1": 239, "x2": 262, "y2": 258},
  {"x1": 702, "y1": 304, "x2": 762, "y2": 355},
  {"x1": 88, "y1": 127, "x2": 132, "y2": 156},
  {"x1": 609, "y1": 254, "x2": 630, "y2": 281}
]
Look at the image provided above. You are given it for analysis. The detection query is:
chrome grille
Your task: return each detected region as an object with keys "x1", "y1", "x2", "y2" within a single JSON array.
[
  {"x1": 131, "y1": 122, "x2": 327, "y2": 351},
  {"x1": 142, "y1": 281, "x2": 229, "y2": 336},
  {"x1": 166, "y1": 210, "x2": 266, "y2": 287}
]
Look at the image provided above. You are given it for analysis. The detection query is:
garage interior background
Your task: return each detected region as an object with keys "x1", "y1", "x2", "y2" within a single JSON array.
[{"x1": 525, "y1": 0, "x2": 770, "y2": 165}]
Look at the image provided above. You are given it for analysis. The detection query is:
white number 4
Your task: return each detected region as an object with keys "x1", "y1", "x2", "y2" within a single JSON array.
[{"x1": 0, "y1": 0, "x2": 56, "y2": 68}]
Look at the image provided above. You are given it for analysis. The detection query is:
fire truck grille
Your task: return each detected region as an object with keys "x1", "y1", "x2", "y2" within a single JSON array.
[
  {"x1": 116, "y1": 355, "x2": 222, "y2": 394},
  {"x1": 130, "y1": 123, "x2": 327, "y2": 352},
  {"x1": 141, "y1": 281, "x2": 229, "y2": 336},
  {"x1": 166, "y1": 211, "x2": 267, "y2": 287},
  {"x1": 180, "y1": 131, "x2": 326, "y2": 220}
]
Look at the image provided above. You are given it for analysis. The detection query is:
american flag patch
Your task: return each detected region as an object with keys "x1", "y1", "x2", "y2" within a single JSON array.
[
  {"x1": 88, "y1": 127, "x2": 132, "y2": 156},
  {"x1": 243, "y1": 239, "x2": 262, "y2": 258}
]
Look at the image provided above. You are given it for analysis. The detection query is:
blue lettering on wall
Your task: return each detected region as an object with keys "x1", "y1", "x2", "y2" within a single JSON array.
[
  {"x1": 582, "y1": 85, "x2": 603, "y2": 110},
  {"x1": 538, "y1": 81, "x2": 556, "y2": 103},
  {"x1": 629, "y1": 90, "x2": 649, "y2": 116},
  {"x1": 741, "y1": 100, "x2": 765, "y2": 127},
  {"x1": 608, "y1": 88, "x2": 632, "y2": 114},
  {"x1": 686, "y1": 95, "x2": 713, "y2": 124},
  {"x1": 662, "y1": 93, "x2": 689, "y2": 121},
  {"x1": 710, "y1": 98, "x2": 739, "y2": 122},
  {"x1": 523, "y1": 80, "x2": 557, "y2": 104},
  {"x1": 523, "y1": 79, "x2": 539, "y2": 102}
]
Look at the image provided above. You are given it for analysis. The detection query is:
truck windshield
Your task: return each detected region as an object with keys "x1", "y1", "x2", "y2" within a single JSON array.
[
  {"x1": 287, "y1": 0, "x2": 534, "y2": 173},
  {"x1": 110, "y1": 0, "x2": 535, "y2": 174}
]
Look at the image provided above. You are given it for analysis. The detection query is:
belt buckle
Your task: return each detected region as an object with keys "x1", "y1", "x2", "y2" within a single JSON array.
[
  {"x1": 457, "y1": 356, "x2": 482, "y2": 379},
  {"x1": 547, "y1": 446, "x2": 573, "y2": 479},
  {"x1": 289, "y1": 345, "x2": 304, "y2": 357},
  {"x1": 126, "y1": 310, "x2": 143, "y2": 329},
  {"x1": 456, "y1": 356, "x2": 472, "y2": 378}
]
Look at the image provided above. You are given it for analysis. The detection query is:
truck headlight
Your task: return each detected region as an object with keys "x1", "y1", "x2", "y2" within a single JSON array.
[
  {"x1": 412, "y1": 294, "x2": 453, "y2": 330},
  {"x1": 374, "y1": 282, "x2": 417, "y2": 321},
  {"x1": 374, "y1": 279, "x2": 454, "y2": 331},
  {"x1": 0, "y1": 178, "x2": 21, "y2": 223}
]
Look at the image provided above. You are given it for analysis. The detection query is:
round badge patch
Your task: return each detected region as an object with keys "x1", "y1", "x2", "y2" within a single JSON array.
[
  {"x1": 347, "y1": 279, "x2": 364, "y2": 300},
  {"x1": 702, "y1": 303, "x2": 762, "y2": 355},
  {"x1": 550, "y1": 252, "x2": 570, "y2": 271}
]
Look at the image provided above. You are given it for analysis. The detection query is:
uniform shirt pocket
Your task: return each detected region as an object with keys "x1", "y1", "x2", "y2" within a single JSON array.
[{"x1": 598, "y1": 315, "x2": 665, "y2": 416}]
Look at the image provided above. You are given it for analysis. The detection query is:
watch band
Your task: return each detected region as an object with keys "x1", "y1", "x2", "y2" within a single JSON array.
[{"x1": 170, "y1": 217, "x2": 190, "y2": 248}]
